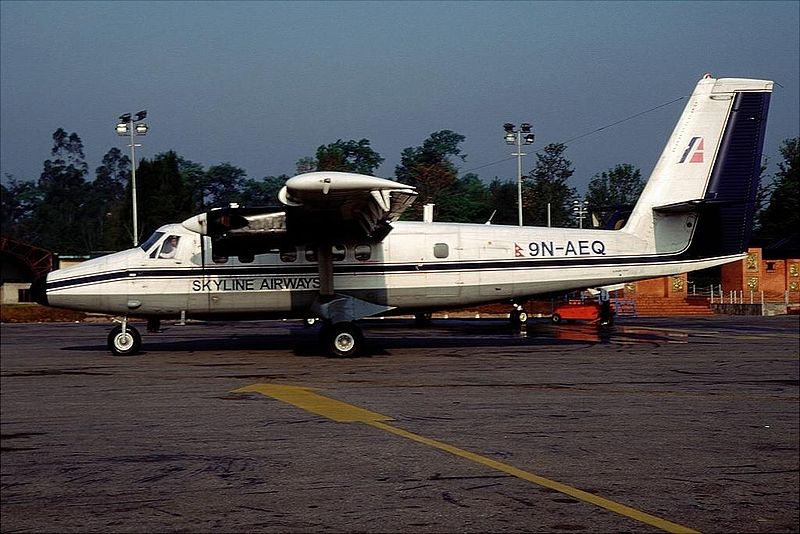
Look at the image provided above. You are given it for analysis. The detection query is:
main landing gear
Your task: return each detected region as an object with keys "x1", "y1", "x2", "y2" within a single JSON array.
[
  {"x1": 319, "y1": 321, "x2": 364, "y2": 358},
  {"x1": 509, "y1": 303, "x2": 528, "y2": 327},
  {"x1": 108, "y1": 318, "x2": 142, "y2": 356}
]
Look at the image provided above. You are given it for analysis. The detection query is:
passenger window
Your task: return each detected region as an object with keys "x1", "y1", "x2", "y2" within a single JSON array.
[
  {"x1": 158, "y1": 236, "x2": 181, "y2": 259},
  {"x1": 280, "y1": 246, "x2": 297, "y2": 263},
  {"x1": 354, "y1": 244, "x2": 371, "y2": 261},
  {"x1": 305, "y1": 246, "x2": 317, "y2": 263},
  {"x1": 238, "y1": 254, "x2": 254, "y2": 264},
  {"x1": 212, "y1": 252, "x2": 228, "y2": 264},
  {"x1": 332, "y1": 244, "x2": 345, "y2": 262},
  {"x1": 433, "y1": 243, "x2": 449, "y2": 259}
]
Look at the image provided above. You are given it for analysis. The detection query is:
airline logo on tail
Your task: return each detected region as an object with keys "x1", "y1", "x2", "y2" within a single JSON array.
[{"x1": 679, "y1": 136, "x2": 704, "y2": 163}]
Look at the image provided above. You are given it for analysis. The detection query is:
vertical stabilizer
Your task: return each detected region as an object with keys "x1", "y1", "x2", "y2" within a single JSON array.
[{"x1": 624, "y1": 75, "x2": 772, "y2": 258}]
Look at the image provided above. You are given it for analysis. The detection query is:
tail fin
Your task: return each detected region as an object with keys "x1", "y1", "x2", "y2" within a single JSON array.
[{"x1": 624, "y1": 75, "x2": 772, "y2": 258}]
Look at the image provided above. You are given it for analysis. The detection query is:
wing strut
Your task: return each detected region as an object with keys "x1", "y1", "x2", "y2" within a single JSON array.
[{"x1": 311, "y1": 242, "x2": 394, "y2": 325}]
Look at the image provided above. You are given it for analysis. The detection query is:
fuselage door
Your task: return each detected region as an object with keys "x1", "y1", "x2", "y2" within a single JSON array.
[{"x1": 128, "y1": 231, "x2": 194, "y2": 315}]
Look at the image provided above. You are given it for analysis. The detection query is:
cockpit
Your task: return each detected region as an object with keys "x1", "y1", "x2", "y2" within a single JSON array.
[{"x1": 138, "y1": 226, "x2": 192, "y2": 262}]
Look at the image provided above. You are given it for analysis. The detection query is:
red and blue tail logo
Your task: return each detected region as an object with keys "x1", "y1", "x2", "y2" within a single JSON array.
[{"x1": 679, "y1": 136, "x2": 704, "y2": 163}]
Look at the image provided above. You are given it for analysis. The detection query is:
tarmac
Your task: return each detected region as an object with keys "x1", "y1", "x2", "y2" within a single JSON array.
[{"x1": 1, "y1": 315, "x2": 798, "y2": 533}]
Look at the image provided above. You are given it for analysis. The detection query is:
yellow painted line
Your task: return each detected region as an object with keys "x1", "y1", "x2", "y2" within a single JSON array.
[
  {"x1": 235, "y1": 383, "x2": 700, "y2": 534},
  {"x1": 233, "y1": 383, "x2": 393, "y2": 423}
]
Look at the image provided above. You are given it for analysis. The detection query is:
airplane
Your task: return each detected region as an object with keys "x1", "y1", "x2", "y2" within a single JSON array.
[{"x1": 30, "y1": 75, "x2": 773, "y2": 357}]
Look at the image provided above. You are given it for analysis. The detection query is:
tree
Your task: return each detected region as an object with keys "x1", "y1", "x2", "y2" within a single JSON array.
[
  {"x1": 1, "y1": 176, "x2": 42, "y2": 241},
  {"x1": 585, "y1": 163, "x2": 645, "y2": 228},
  {"x1": 487, "y1": 178, "x2": 518, "y2": 225},
  {"x1": 125, "y1": 151, "x2": 194, "y2": 242},
  {"x1": 757, "y1": 137, "x2": 799, "y2": 242},
  {"x1": 436, "y1": 173, "x2": 492, "y2": 223},
  {"x1": 239, "y1": 175, "x2": 289, "y2": 206},
  {"x1": 31, "y1": 129, "x2": 91, "y2": 252},
  {"x1": 177, "y1": 157, "x2": 207, "y2": 212},
  {"x1": 202, "y1": 163, "x2": 247, "y2": 208},
  {"x1": 295, "y1": 157, "x2": 316, "y2": 175},
  {"x1": 522, "y1": 143, "x2": 577, "y2": 227},
  {"x1": 315, "y1": 139, "x2": 384, "y2": 175},
  {"x1": 395, "y1": 130, "x2": 466, "y2": 219},
  {"x1": 90, "y1": 148, "x2": 130, "y2": 249}
]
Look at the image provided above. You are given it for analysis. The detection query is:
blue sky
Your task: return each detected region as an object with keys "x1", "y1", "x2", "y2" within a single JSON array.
[{"x1": 2, "y1": 1, "x2": 798, "y2": 195}]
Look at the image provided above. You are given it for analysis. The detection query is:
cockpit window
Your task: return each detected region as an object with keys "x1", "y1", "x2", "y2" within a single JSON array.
[
  {"x1": 158, "y1": 235, "x2": 181, "y2": 259},
  {"x1": 140, "y1": 231, "x2": 165, "y2": 252}
]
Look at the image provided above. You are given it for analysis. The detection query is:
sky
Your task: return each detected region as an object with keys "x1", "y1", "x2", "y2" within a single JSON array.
[{"x1": 1, "y1": 1, "x2": 798, "y2": 196}]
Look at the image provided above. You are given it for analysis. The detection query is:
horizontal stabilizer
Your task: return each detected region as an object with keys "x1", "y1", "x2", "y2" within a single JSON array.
[{"x1": 652, "y1": 199, "x2": 706, "y2": 213}]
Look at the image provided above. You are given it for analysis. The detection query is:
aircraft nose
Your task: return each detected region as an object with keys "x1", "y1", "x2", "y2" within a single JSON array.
[{"x1": 30, "y1": 275, "x2": 48, "y2": 306}]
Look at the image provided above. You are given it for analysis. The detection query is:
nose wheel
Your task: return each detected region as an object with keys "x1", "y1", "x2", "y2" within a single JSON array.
[{"x1": 108, "y1": 323, "x2": 142, "y2": 356}]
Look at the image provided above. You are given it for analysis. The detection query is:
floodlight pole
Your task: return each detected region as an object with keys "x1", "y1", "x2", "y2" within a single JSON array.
[
  {"x1": 504, "y1": 123, "x2": 534, "y2": 227},
  {"x1": 116, "y1": 112, "x2": 148, "y2": 246},
  {"x1": 128, "y1": 120, "x2": 139, "y2": 247},
  {"x1": 513, "y1": 132, "x2": 524, "y2": 227},
  {"x1": 572, "y1": 199, "x2": 589, "y2": 229}
]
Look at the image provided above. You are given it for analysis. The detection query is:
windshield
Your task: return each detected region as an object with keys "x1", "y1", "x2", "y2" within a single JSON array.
[{"x1": 139, "y1": 231, "x2": 165, "y2": 252}]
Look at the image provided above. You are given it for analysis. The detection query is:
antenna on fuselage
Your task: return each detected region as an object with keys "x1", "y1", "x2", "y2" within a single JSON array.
[{"x1": 485, "y1": 210, "x2": 497, "y2": 225}]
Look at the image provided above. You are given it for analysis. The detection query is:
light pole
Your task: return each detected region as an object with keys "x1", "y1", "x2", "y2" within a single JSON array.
[
  {"x1": 503, "y1": 122, "x2": 535, "y2": 226},
  {"x1": 572, "y1": 198, "x2": 589, "y2": 229},
  {"x1": 116, "y1": 110, "x2": 148, "y2": 246}
]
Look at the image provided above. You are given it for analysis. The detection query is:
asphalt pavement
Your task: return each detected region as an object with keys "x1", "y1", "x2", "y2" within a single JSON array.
[{"x1": 1, "y1": 315, "x2": 798, "y2": 533}]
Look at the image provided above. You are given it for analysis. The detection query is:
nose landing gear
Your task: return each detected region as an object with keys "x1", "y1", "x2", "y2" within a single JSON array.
[{"x1": 108, "y1": 318, "x2": 142, "y2": 356}]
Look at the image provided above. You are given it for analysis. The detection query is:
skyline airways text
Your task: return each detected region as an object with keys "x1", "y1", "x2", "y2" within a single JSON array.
[{"x1": 192, "y1": 277, "x2": 320, "y2": 292}]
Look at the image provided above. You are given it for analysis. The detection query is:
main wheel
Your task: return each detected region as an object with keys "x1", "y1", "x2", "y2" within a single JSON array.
[
  {"x1": 550, "y1": 313, "x2": 562, "y2": 324},
  {"x1": 414, "y1": 312, "x2": 432, "y2": 326},
  {"x1": 323, "y1": 322, "x2": 363, "y2": 358},
  {"x1": 107, "y1": 325, "x2": 142, "y2": 356},
  {"x1": 510, "y1": 309, "x2": 529, "y2": 326}
]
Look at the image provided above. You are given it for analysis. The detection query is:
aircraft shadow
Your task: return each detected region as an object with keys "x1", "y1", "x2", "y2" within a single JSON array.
[{"x1": 61, "y1": 319, "x2": 624, "y2": 358}]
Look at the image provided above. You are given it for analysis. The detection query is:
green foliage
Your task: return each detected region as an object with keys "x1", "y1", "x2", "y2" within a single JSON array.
[
  {"x1": 295, "y1": 157, "x2": 316, "y2": 175},
  {"x1": 395, "y1": 130, "x2": 466, "y2": 219},
  {"x1": 585, "y1": 163, "x2": 645, "y2": 228},
  {"x1": 7, "y1": 126, "x2": 796, "y2": 257},
  {"x1": 32, "y1": 129, "x2": 91, "y2": 252},
  {"x1": 120, "y1": 151, "x2": 194, "y2": 244},
  {"x1": 522, "y1": 143, "x2": 577, "y2": 226},
  {"x1": 315, "y1": 139, "x2": 384, "y2": 175},
  {"x1": 1, "y1": 176, "x2": 42, "y2": 240},
  {"x1": 90, "y1": 148, "x2": 130, "y2": 250},
  {"x1": 203, "y1": 163, "x2": 248, "y2": 208},
  {"x1": 177, "y1": 157, "x2": 207, "y2": 211},
  {"x1": 487, "y1": 179, "x2": 518, "y2": 225},
  {"x1": 756, "y1": 137, "x2": 799, "y2": 242},
  {"x1": 436, "y1": 173, "x2": 492, "y2": 223},
  {"x1": 240, "y1": 175, "x2": 289, "y2": 207}
]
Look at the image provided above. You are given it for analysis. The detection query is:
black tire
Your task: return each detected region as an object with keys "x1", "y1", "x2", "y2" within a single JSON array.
[
  {"x1": 107, "y1": 325, "x2": 142, "y2": 356},
  {"x1": 414, "y1": 312, "x2": 432, "y2": 327},
  {"x1": 510, "y1": 309, "x2": 528, "y2": 326},
  {"x1": 323, "y1": 322, "x2": 363, "y2": 358},
  {"x1": 550, "y1": 313, "x2": 562, "y2": 324}
]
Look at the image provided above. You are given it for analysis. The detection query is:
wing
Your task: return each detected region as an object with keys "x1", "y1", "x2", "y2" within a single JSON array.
[
  {"x1": 278, "y1": 171, "x2": 417, "y2": 238},
  {"x1": 182, "y1": 171, "x2": 417, "y2": 255}
]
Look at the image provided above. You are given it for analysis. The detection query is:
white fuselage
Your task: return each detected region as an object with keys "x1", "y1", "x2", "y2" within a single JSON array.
[{"x1": 44, "y1": 219, "x2": 739, "y2": 319}]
